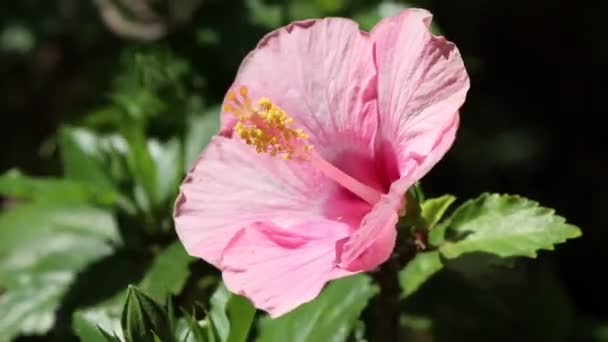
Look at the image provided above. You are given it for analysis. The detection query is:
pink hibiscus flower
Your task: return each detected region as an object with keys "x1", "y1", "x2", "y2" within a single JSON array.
[{"x1": 174, "y1": 8, "x2": 469, "y2": 317}]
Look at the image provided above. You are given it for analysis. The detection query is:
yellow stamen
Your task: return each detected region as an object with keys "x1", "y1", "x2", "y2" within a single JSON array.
[{"x1": 224, "y1": 86, "x2": 314, "y2": 160}]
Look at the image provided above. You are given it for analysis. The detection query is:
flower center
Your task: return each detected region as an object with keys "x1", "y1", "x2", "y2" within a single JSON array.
[
  {"x1": 225, "y1": 86, "x2": 382, "y2": 206},
  {"x1": 224, "y1": 86, "x2": 313, "y2": 160}
]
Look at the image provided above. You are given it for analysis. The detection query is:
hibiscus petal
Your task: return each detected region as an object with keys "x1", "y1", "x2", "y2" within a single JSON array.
[
  {"x1": 336, "y1": 116, "x2": 459, "y2": 268},
  {"x1": 174, "y1": 136, "x2": 333, "y2": 267},
  {"x1": 221, "y1": 220, "x2": 351, "y2": 317},
  {"x1": 220, "y1": 18, "x2": 378, "y2": 161},
  {"x1": 338, "y1": 194, "x2": 400, "y2": 271},
  {"x1": 371, "y1": 8, "x2": 470, "y2": 180}
]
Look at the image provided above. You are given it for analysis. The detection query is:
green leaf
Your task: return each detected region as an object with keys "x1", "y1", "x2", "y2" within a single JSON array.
[
  {"x1": 148, "y1": 137, "x2": 182, "y2": 205},
  {"x1": 179, "y1": 311, "x2": 209, "y2": 342},
  {"x1": 75, "y1": 242, "x2": 193, "y2": 338},
  {"x1": 438, "y1": 193, "x2": 582, "y2": 259},
  {"x1": 246, "y1": 0, "x2": 282, "y2": 29},
  {"x1": 0, "y1": 169, "x2": 117, "y2": 205},
  {"x1": 138, "y1": 242, "x2": 193, "y2": 302},
  {"x1": 122, "y1": 285, "x2": 171, "y2": 342},
  {"x1": 75, "y1": 305, "x2": 125, "y2": 340},
  {"x1": 124, "y1": 123, "x2": 159, "y2": 211},
  {"x1": 111, "y1": 90, "x2": 166, "y2": 121},
  {"x1": 257, "y1": 274, "x2": 378, "y2": 342},
  {"x1": 421, "y1": 195, "x2": 456, "y2": 230},
  {"x1": 288, "y1": 0, "x2": 323, "y2": 21},
  {"x1": 184, "y1": 105, "x2": 220, "y2": 171},
  {"x1": 0, "y1": 204, "x2": 120, "y2": 340},
  {"x1": 314, "y1": 0, "x2": 346, "y2": 13},
  {"x1": 353, "y1": 2, "x2": 443, "y2": 34},
  {"x1": 167, "y1": 296, "x2": 177, "y2": 337},
  {"x1": 352, "y1": 6, "x2": 382, "y2": 31},
  {"x1": 58, "y1": 126, "x2": 115, "y2": 191},
  {"x1": 209, "y1": 283, "x2": 256, "y2": 342},
  {"x1": 73, "y1": 311, "x2": 121, "y2": 342},
  {"x1": 399, "y1": 251, "x2": 444, "y2": 297}
]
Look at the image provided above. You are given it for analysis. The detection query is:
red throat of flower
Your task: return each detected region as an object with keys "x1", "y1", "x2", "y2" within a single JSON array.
[{"x1": 224, "y1": 86, "x2": 383, "y2": 206}]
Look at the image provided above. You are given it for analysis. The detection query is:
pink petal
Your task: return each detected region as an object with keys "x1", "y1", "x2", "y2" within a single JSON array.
[
  {"x1": 337, "y1": 194, "x2": 400, "y2": 270},
  {"x1": 220, "y1": 18, "x2": 378, "y2": 162},
  {"x1": 174, "y1": 136, "x2": 336, "y2": 267},
  {"x1": 221, "y1": 220, "x2": 351, "y2": 317},
  {"x1": 335, "y1": 114, "x2": 458, "y2": 267},
  {"x1": 371, "y1": 8, "x2": 470, "y2": 181}
]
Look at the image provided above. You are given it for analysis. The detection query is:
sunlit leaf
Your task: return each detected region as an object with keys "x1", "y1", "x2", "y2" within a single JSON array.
[
  {"x1": 421, "y1": 195, "x2": 456, "y2": 230},
  {"x1": 184, "y1": 104, "x2": 221, "y2": 171},
  {"x1": 73, "y1": 311, "x2": 121, "y2": 342},
  {"x1": 0, "y1": 169, "x2": 117, "y2": 205},
  {"x1": 75, "y1": 242, "x2": 193, "y2": 338},
  {"x1": 58, "y1": 126, "x2": 116, "y2": 191},
  {"x1": 0, "y1": 204, "x2": 120, "y2": 339},
  {"x1": 148, "y1": 137, "x2": 182, "y2": 205},
  {"x1": 399, "y1": 251, "x2": 443, "y2": 297},
  {"x1": 439, "y1": 194, "x2": 582, "y2": 259}
]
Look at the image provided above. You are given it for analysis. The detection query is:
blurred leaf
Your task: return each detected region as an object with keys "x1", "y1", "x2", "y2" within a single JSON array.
[
  {"x1": 184, "y1": 105, "x2": 220, "y2": 171},
  {"x1": 76, "y1": 242, "x2": 193, "y2": 338},
  {"x1": 209, "y1": 283, "x2": 256, "y2": 342},
  {"x1": 314, "y1": 0, "x2": 346, "y2": 13},
  {"x1": 196, "y1": 28, "x2": 220, "y2": 46},
  {"x1": 81, "y1": 106, "x2": 124, "y2": 130},
  {"x1": 175, "y1": 318, "x2": 200, "y2": 342},
  {"x1": 73, "y1": 311, "x2": 121, "y2": 342},
  {"x1": 124, "y1": 123, "x2": 159, "y2": 211},
  {"x1": 132, "y1": 48, "x2": 190, "y2": 92},
  {"x1": 0, "y1": 23, "x2": 35, "y2": 54},
  {"x1": 288, "y1": 0, "x2": 322, "y2": 20},
  {"x1": 112, "y1": 90, "x2": 166, "y2": 121},
  {"x1": 122, "y1": 285, "x2": 171, "y2": 342},
  {"x1": 138, "y1": 242, "x2": 193, "y2": 302},
  {"x1": 0, "y1": 169, "x2": 117, "y2": 205},
  {"x1": 399, "y1": 251, "x2": 443, "y2": 297},
  {"x1": 58, "y1": 126, "x2": 116, "y2": 191},
  {"x1": 439, "y1": 194, "x2": 582, "y2": 259},
  {"x1": 257, "y1": 274, "x2": 378, "y2": 342},
  {"x1": 408, "y1": 182, "x2": 425, "y2": 203},
  {"x1": 76, "y1": 305, "x2": 125, "y2": 341},
  {"x1": 246, "y1": 0, "x2": 282, "y2": 29},
  {"x1": 595, "y1": 324, "x2": 608, "y2": 342},
  {"x1": 421, "y1": 195, "x2": 456, "y2": 230},
  {"x1": 0, "y1": 204, "x2": 120, "y2": 340},
  {"x1": 180, "y1": 311, "x2": 210, "y2": 342},
  {"x1": 353, "y1": 2, "x2": 442, "y2": 34},
  {"x1": 148, "y1": 137, "x2": 182, "y2": 205},
  {"x1": 114, "y1": 47, "x2": 190, "y2": 99},
  {"x1": 352, "y1": 6, "x2": 382, "y2": 31}
]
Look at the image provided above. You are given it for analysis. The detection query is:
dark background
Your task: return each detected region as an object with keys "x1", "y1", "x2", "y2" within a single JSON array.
[{"x1": 1, "y1": 0, "x2": 606, "y2": 335}]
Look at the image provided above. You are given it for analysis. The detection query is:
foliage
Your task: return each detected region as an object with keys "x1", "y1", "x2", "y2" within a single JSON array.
[{"x1": 0, "y1": 1, "x2": 593, "y2": 342}]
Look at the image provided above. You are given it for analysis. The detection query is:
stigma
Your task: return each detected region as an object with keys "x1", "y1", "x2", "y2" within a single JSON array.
[{"x1": 224, "y1": 86, "x2": 314, "y2": 160}]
